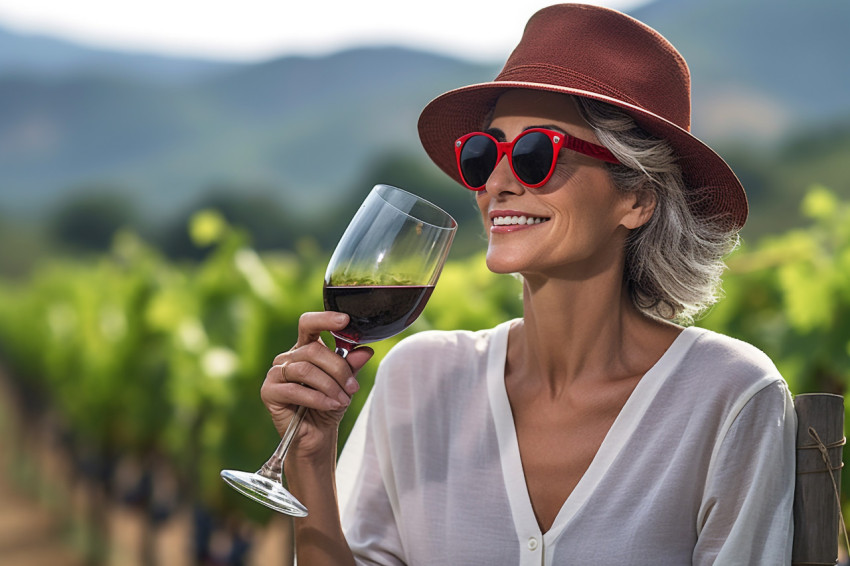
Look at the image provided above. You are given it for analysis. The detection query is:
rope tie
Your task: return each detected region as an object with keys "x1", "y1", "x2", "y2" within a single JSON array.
[
  {"x1": 791, "y1": 427, "x2": 849, "y2": 566},
  {"x1": 797, "y1": 430, "x2": 846, "y2": 475}
]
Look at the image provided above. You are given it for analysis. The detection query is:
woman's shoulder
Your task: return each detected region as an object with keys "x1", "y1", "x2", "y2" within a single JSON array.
[
  {"x1": 662, "y1": 328, "x2": 793, "y2": 444},
  {"x1": 687, "y1": 327, "x2": 779, "y2": 377},
  {"x1": 676, "y1": 326, "x2": 788, "y2": 403}
]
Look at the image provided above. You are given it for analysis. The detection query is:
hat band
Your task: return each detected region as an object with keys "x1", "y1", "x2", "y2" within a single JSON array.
[{"x1": 496, "y1": 64, "x2": 641, "y2": 108}]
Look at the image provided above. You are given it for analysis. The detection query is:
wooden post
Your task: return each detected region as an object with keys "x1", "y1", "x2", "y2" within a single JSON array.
[{"x1": 792, "y1": 393, "x2": 845, "y2": 566}]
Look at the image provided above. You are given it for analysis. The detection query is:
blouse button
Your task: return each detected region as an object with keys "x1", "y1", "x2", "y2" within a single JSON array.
[{"x1": 527, "y1": 537, "x2": 539, "y2": 551}]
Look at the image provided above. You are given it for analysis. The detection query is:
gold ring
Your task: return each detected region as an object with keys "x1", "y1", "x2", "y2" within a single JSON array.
[{"x1": 281, "y1": 361, "x2": 290, "y2": 384}]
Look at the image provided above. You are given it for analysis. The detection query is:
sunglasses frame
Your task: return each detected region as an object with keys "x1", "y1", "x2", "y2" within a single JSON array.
[{"x1": 454, "y1": 128, "x2": 621, "y2": 191}]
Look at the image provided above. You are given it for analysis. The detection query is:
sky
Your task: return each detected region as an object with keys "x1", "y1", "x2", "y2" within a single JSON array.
[{"x1": 0, "y1": 0, "x2": 648, "y2": 63}]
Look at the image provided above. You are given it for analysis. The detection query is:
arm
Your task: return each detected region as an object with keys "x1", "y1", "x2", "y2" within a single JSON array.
[
  {"x1": 286, "y1": 432, "x2": 352, "y2": 565},
  {"x1": 693, "y1": 380, "x2": 797, "y2": 566},
  {"x1": 260, "y1": 311, "x2": 373, "y2": 566}
]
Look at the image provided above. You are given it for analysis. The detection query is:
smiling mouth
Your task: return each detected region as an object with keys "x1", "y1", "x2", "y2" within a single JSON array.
[{"x1": 491, "y1": 215, "x2": 550, "y2": 226}]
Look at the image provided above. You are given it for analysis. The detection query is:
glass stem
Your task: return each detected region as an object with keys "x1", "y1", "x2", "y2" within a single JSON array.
[{"x1": 257, "y1": 343, "x2": 352, "y2": 482}]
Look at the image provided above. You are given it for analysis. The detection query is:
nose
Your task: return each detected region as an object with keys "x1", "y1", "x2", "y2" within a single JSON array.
[{"x1": 483, "y1": 154, "x2": 524, "y2": 197}]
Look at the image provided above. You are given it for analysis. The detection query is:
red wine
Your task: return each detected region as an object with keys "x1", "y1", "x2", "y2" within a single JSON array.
[{"x1": 323, "y1": 284, "x2": 435, "y2": 344}]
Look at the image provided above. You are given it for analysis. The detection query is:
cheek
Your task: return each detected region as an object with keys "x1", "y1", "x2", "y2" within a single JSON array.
[
  {"x1": 476, "y1": 192, "x2": 489, "y2": 221},
  {"x1": 556, "y1": 170, "x2": 621, "y2": 219},
  {"x1": 550, "y1": 189, "x2": 624, "y2": 246}
]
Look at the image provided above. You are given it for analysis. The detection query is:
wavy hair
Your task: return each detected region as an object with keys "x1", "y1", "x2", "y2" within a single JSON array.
[{"x1": 573, "y1": 97, "x2": 740, "y2": 324}]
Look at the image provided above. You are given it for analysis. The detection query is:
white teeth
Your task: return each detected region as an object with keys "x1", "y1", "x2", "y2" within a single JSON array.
[{"x1": 492, "y1": 216, "x2": 548, "y2": 226}]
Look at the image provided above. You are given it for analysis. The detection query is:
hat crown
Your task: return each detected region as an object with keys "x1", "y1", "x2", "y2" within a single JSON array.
[{"x1": 497, "y1": 4, "x2": 691, "y2": 131}]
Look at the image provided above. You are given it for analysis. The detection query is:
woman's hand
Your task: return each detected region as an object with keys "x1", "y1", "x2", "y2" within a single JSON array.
[{"x1": 260, "y1": 311, "x2": 373, "y2": 461}]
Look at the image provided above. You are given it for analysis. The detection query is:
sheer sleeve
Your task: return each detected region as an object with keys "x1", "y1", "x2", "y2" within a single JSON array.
[
  {"x1": 338, "y1": 387, "x2": 406, "y2": 565},
  {"x1": 693, "y1": 379, "x2": 797, "y2": 565}
]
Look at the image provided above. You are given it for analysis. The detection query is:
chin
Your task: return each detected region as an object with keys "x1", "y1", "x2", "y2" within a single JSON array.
[{"x1": 485, "y1": 250, "x2": 531, "y2": 275}]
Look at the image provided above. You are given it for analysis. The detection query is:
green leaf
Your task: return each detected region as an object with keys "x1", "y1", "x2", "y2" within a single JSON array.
[
  {"x1": 189, "y1": 209, "x2": 229, "y2": 247},
  {"x1": 801, "y1": 185, "x2": 838, "y2": 221}
]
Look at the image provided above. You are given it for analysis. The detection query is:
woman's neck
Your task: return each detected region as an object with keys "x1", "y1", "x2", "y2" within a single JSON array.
[{"x1": 509, "y1": 268, "x2": 678, "y2": 396}]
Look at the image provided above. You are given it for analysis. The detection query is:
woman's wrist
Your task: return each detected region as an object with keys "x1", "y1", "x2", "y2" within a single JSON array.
[
  {"x1": 285, "y1": 430, "x2": 356, "y2": 566},
  {"x1": 285, "y1": 428, "x2": 338, "y2": 477}
]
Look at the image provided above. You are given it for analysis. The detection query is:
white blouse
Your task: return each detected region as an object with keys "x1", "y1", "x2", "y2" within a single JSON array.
[{"x1": 337, "y1": 321, "x2": 796, "y2": 565}]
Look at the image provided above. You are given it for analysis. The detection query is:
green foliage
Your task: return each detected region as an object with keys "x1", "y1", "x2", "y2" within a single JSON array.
[
  {"x1": 728, "y1": 122, "x2": 850, "y2": 241},
  {"x1": 0, "y1": 218, "x2": 311, "y2": 518},
  {"x1": 1, "y1": 185, "x2": 848, "y2": 523},
  {"x1": 700, "y1": 185, "x2": 850, "y2": 394},
  {"x1": 154, "y1": 186, "x2": 308, "y2": 260},
  {"x1": 47, "y1": 186, "x2": 140, "y2": 251}
]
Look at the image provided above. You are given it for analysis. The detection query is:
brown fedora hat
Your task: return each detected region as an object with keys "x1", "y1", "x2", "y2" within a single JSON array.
[{"x1": 418, "y1": 3, "x2": 748, "y2": 230}]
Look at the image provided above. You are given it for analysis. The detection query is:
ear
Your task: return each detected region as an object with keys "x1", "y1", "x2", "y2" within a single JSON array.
[{"x1": 619, "y1": 188, "x2": 657, "y2": 230}]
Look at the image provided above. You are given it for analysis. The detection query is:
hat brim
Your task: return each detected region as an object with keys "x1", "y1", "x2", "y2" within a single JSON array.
[{"x1": 418, "y1": 81, "x2": 748, "y2": 230}]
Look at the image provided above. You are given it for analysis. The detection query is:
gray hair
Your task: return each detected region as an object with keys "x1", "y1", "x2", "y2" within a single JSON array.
[{"x1": 573, "y1": 97, "x2": 740, "y2": 324}]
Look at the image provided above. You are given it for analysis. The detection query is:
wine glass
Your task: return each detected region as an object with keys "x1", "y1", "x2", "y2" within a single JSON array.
[{"x1": 221, "y1": 184, "x2": 457, "y2": 516}]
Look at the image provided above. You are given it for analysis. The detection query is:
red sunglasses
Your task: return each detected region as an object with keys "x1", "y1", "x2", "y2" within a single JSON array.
[{"x1": 454, "y1": 128, "x2": 620, "y2": 191}]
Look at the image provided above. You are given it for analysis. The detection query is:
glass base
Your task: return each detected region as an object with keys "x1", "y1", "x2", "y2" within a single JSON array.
[{"x1": 220, "y1": 469, "x2": 308, "y2": 517}]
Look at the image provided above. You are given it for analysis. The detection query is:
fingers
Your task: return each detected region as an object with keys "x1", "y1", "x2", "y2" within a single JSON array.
[
  {"x1": 294, "y1": 311, "x2": 350, "y2": 350},
  {"x1": 263, "y1": 362, "x2": 354, "y2": 414},
  {"x1": 280, "y1": 310, "x2": 373, "y2": 396},
  {"x1": 262, "y1": 311, "x2": 375, "y2": 416},
  {"x1": 275, "y1": 344, "x2": 354, "y2": 408},
  {"x1": 344, "y1": 347, "x2": 374, "y2": 379}
]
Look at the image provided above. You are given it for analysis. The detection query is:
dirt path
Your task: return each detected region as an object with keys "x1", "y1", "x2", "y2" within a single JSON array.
[
  {"x1": 0, "y1": 467, "x2": 83, "y2": 566},
  {"x1": 0, "y1": 365, "x2": 83, "y2": 566},
  {"x1": 0, "y1": 364, "x2": 292, "y2": 566}
]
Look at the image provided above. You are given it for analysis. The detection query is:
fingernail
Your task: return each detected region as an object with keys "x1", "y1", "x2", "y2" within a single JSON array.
[
  {"x1": 337, "y1": 391, "x2": 351, "y2": 407},
  {"x1": 335, "y1": 313, "x2": 348, "y2": 324},
  {"x1": 345, "y1": 377, "x2": 359, "y2": 395}
]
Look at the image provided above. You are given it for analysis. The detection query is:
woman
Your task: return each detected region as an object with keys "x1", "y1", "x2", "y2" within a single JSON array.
[{"x1": 261, "y1": 4, "x2": 796, "y2": 565}]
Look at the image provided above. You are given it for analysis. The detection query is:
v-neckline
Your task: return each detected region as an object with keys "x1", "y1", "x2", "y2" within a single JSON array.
[{"x1": 486, "y1": 319, "x2": 703, "y2": 545}]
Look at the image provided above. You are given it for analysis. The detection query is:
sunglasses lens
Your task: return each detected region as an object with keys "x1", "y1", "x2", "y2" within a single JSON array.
[
  {"x1": 512, "y1": 131, "x2": 553, "y2": 186},
  {"x1": 459, "y1": 135, "x2": 498, "y2": 189}
]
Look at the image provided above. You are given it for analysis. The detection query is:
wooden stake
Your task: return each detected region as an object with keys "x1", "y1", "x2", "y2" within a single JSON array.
[{"x1": 792, "y1": 393, "x2": 845, "y2": 566}]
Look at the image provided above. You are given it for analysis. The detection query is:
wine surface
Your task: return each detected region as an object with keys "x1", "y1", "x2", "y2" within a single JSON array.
[{"x1": 323, "y1": 284, "x2": 435, "y2": 344}]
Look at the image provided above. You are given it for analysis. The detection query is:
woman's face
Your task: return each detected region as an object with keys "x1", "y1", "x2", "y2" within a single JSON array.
[{"x1": 476, "y1": 90, "x2": 649, "y2": 281}]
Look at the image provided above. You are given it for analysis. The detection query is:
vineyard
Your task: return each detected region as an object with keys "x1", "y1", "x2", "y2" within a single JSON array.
[{"x1": 1, "y1": 186, "x2": 848, "y2": 564}]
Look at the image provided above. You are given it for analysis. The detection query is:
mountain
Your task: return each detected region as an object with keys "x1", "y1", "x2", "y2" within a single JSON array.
[
  {"x1": 0, "y1": 26, "x2": 239, "y2": 84},
  {"x1": 630, "y1": 0, "x2": 850, "y2": 139},
  {"x1": 0, "y1": 45, "x2": 496, "y2": 218},
  {"x1": 0, "y1": 0, "x2": 847, "y2": 227}
]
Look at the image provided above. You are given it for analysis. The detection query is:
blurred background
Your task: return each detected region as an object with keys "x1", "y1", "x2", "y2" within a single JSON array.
[{"x1": 0, "y1": 0, "x2": 848, "y2": 564}]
